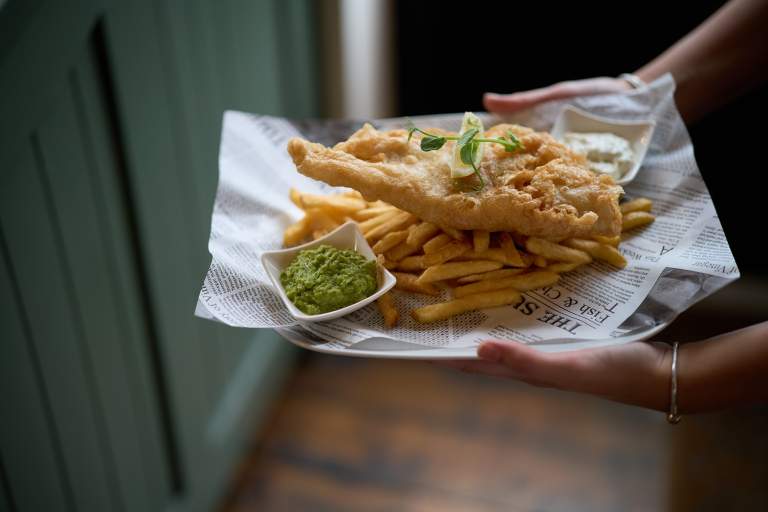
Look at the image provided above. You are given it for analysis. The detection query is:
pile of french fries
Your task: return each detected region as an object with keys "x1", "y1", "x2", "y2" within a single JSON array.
[{"x1": 284, "y1": 188, "x2": 655, "y2": 327}]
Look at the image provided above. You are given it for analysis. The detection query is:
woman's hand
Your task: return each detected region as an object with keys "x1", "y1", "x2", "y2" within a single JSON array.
[
  {"x1": 483, "y1": 77, "x2": 632, "y2": 114},
  {"x1": 436, "y1": 340, "x2": 672, "y2": 411},
  {"x1": 438, "y1": 321, "x2": 768, "y2": 413}
]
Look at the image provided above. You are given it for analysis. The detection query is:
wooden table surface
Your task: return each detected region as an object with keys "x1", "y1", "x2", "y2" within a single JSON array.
[{"x1": 218, "y1": 351, "x2": 768, "y2": 512}]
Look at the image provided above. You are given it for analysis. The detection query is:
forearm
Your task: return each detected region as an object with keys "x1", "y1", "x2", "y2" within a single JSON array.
[
  {"x1": 635, "y1": 0, "x2": 768, "y2": 123},
  {"x1": 677, "y1": 321, "x2": 768, "y2": 413}
]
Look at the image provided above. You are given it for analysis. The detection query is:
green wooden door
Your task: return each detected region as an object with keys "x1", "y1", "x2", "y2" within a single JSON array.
[{"x1": 0, "y1": 1, "x2": 317, "y2": 511}]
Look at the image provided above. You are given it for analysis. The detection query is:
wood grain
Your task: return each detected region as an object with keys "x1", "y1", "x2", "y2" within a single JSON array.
[{"x1": 218, "y1": 353, "x2": 768, "y2": 512}]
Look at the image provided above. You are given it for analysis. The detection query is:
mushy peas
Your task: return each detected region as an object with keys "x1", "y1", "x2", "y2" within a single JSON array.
[{"x1": 280, "y1": 245, "x2": 377, "y2": 315}]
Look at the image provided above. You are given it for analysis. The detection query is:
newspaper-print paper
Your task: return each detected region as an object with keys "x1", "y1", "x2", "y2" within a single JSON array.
[{"x1": 195, "y1": 74, "x2": 739, "y2": 358}]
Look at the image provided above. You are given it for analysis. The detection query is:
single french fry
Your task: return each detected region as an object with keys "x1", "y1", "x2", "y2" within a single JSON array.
[
  {"x1": 298, "y1": 192, "x2": 367, "y2": 213},
  {"x1": 305, "y1": 208, "x2": 341, "y2": 240},
  {"x1": 621, "y1": 197, "x2": 653, "y2": 214},
  {"x1": 498, "y1": 232, "x2": 525, "y2": 267},
  {"x1": 377, "y1": 254, "x2": 398, "y2": 270},
  {"x1": 289, "y1": 187, "x2": 303, "y2": 208},
  {"x1": 417, "y1": 260, "x2": 502, "y2": 284},
  {"x1": 525, "y1": 237, "x2": 592, "y2": 264},
  {"x1": 423, "y1": 240, "x2": 471, "y2": 266},
  {"x1": 593, "y1": 234, "x2": 621, "y2": 247},
  {"x1": 423, "y1": 233, "x2": 453, "y2": 254},
  {"x1": 341, "y1": 189, "x2": 364, "y2": 199},
  {"x1": 533, "y1": 255, "x2": 548, "y2": 268},
  {"x1": 411, "y1": 287, "x2": 522, "y2": 323},
  {"x1": 397, "y1": 255, "x2": 427, "y2": 271},
  {"x1": 283, "y1": 216, "x2": 311, "y2": 246},
  {"x1": 453, "y1": 249, "x2": 504, "y2": 264},
  {"x1": 454, "y1": 248, "x2": 528, "y2": 267},
  {"x1": 352, "y1": 205, "x2": 398, "y2": 221},
  {"x1": 325, "y1": 207, "x2": 351, "y2": 225},
  {"x1": 622, "y1": 211, "x2": 655, "y2": 231},
  {"x1": 384, "y1": 224, "x2": 419, "y2": 260},
  {"x1": 386, "y1": 241, "x2": 419, "y2": 261},
  {"x1": 519, "y1": 251, "x2": 534, "y2": 267},
  {"x1": 407, "y1": 222, "x2": 441, "y2": 247},
  {"x1": 456, "y1": 268, "x2": 526, "y2": 284},
  {"x1": 364, "y1": 212, "x2": 417, "y2": 242},
  {"x1": 497, "y1": 265, "x2": 526, "y2": 278},
  {"x1": 377, "y1": 292, "x2": 399, "y2": 328},
  {"x1": 372, "y1": 229, "x2": 410, "y2": 254},
  {"x1": 453, "y1": 270, "x2": 560, "y2": 298},
  {"x1": 456, "y1": 274, "x2": 483, "y2": 284},
  {"x1": 473, "y1": 230, "x2": 490, "y2": 252},
  {"x1": 358, "y1": 209, "x2": 400, "y2": 233},
  {"x1": 441, "y1": 226, "x2": 465, "y2": 240},
  {"x1": 563, "y1": 238, "x2": 627, "y2": 268},
  {"x1": 393, "y1": 272, "x2": 439, "y2": 296},
  {"x1": 546, "y1": 262, "x2": 584, "y2": 273},
  {"x1": 305, "y1": 207, "x2": 340, "y2": 229}
]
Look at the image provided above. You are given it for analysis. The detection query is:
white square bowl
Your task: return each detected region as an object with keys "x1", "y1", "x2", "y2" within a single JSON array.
[
  {"x1": 551, "y1": 105, "x2": 656, "y2": 186},
  {"x1": 260, "y1": 221, "x2": 396, "y2": 322}
]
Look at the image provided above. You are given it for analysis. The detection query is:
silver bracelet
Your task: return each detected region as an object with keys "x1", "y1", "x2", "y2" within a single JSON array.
[
  {"x1": 667, "y1": 342, "x2": 682, "y2": 424},
  {"x1": 619, "y1": 73, "x2": 646, "y2": 90}
]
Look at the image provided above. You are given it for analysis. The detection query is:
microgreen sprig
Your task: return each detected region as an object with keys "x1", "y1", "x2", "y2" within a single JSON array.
[{"x1": 406, "y1": 120, "x2": 524, "y2": 191}]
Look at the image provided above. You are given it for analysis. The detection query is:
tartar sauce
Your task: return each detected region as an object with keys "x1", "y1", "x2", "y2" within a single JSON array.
[{"x1": 563, "y1": 132, "x2": 634, "y2": 180}]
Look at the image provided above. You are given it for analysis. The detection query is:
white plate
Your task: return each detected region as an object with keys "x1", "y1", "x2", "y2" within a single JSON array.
[
  {"x1": 261, "y1": 221, "x2": 396, "y2": 322},
  {"x1": 551, "y1": 105, "x2": 655, "y2": 185},
  {"x1": 276, "y1": 320, "x2": 674, "y2": 359}
]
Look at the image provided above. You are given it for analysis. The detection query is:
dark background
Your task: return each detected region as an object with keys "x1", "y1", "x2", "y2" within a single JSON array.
[{"x1": 394, "y1": 0, "x2": 768, "y2": 275}]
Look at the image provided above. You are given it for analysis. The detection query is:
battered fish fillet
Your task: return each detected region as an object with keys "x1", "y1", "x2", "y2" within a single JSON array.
[{"x1": 287, "y1": 123, "x2": 623, "y2": 240}]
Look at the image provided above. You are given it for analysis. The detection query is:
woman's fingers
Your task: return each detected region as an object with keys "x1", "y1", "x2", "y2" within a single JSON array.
[
  {"x1": 483, "y1": 77, "x2": 632, "y2": 114},
  {"x1": 483, "y1": 87, "x2": 564, "y2": 113},
  {"x1": 477, "y1": 340, "x2": 585, "y2": 389},
  {"x1": 432, "y1": 341, "x2": 586, "y2": 389},
  {"x1": 433, "y1": 339, "x2": 671, "y2": 410},
  {"x1": 432, "y1": 359, "x2": 526, "y2": 380}
]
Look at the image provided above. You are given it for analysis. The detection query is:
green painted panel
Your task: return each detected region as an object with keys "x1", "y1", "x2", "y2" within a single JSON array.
[
  {"x1": 0, "y1": 0, "x2": 102, "y2": 166},
  {"x1": 225, "y1": 0, "x2": 283, "y2": 114},
  {"x1": 275, "y1": 0, "x2": 320, "y2": 117},
  {"x1": 0, "y1": 232, "x2": 72, "y2": 512},
  {"x1": 153, "y1": 0, "x2": 230, "y2": 418},
  {"x1": 0, "y1": 465, "x2": 10, "y2": 512},
  {"x1": 1, "y1": 1, "x2": 318, "y2": 510},
  {"x1": 0, "y1": 145, "x2": 117, "y2": 511},
  {"x1": 36, "y1": 68, "x2": 168, "y2": 512},
  {"x1": 195, "y1": 0, "x2": 283, "y2": 115},
  {"x1": 157, "y1": 0, "x2": 261, "y2": 413},
  {"x1": 103, "y1": 1, "x2": 307, "y2": 509},
  {"x1": 74, "y1": 40, "x2": 172, "y2": 510},
  {"x1": 102, "y1": 1, "x2": 214, "y2": 492}
]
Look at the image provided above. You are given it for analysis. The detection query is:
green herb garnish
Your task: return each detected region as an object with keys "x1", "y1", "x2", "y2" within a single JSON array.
[{"x1": 406, "y1": 119, "x2": 524, "y2": 191}]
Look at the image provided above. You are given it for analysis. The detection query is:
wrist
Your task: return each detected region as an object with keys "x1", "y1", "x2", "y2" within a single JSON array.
[
  {"x1": 652, "y1": 343, "x2": 675, "y2": 413},
  {"x1": 634, "y1": 64, "x2": 662, "y2": 87},
  {"x1": 586, "y1": 342, "x2": 674, "y2": 412}
]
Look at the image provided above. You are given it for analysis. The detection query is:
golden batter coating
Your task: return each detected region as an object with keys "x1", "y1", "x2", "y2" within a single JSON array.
[{"x1": 287, "y1": 123, "x2": 623, "y2": 240}]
